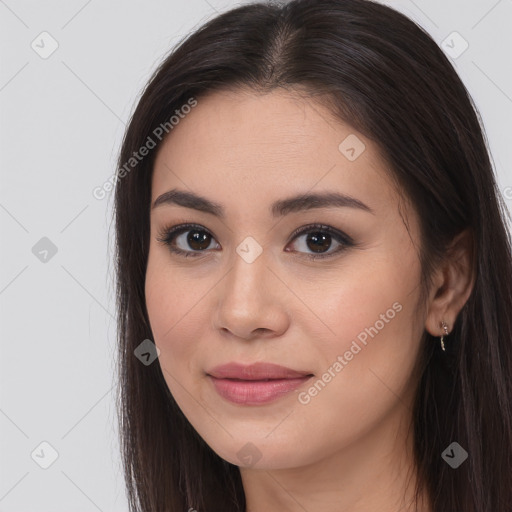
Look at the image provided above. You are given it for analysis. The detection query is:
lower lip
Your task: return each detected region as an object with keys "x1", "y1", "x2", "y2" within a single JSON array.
[{"x1": 208, "y1": 375, "x2": 313, "y2": 405}]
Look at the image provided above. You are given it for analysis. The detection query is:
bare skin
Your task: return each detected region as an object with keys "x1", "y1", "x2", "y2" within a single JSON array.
[{"x1": 145, "y1": 88, "x2": 473, "y2": 512}]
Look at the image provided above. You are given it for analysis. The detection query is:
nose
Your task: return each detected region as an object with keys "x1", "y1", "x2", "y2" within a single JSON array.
[{"x1": 213, "y1": 246, "x2": 289, "y2": 341}]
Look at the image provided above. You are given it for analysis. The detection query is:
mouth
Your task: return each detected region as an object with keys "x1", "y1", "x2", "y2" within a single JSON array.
[{"x1": 206, "y1": 362, "x2": 314, "y2": 405}]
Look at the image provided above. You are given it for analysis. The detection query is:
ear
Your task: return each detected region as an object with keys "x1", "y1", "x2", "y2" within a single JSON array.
[{"x1": 425, "y1": 229, "x2": 475, "y2": 337}]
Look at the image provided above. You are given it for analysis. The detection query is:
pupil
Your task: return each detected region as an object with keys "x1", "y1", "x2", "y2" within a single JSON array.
[
  {"x1": 188, "y1": 230, "x2": 210, "y2": 251},
  {"x1": 307, "y1": 232, "x2": 331, "y2": 253}
]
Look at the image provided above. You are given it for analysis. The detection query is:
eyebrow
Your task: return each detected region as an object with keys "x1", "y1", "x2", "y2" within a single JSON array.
[{"x1": 151, "y1": 188, "x2": 375, "y2": 217}]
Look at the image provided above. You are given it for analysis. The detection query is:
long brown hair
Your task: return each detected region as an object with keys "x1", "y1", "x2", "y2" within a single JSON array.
[{"x1": 113, "y1": 1, "x2": 512, "y2": 510}]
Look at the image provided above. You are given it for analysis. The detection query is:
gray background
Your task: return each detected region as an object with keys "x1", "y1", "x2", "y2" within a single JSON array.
[{"x1": 0, "y1": 0, "x2": 511, "y2": 510}]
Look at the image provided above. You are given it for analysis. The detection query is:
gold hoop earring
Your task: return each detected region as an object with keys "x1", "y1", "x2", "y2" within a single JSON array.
[{"x1": 440, "y1": 321, "x2": 449, "y2": 352}]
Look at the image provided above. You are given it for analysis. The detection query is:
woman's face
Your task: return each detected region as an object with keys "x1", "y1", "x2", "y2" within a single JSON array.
[{"x1": 145, "y1": 88, "x2": 427, "y2": 470}]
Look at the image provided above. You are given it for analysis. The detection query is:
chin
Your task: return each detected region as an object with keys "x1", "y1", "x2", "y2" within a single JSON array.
[{"x1": 203, "y1": 434, "x2": 313, "y2": 470}]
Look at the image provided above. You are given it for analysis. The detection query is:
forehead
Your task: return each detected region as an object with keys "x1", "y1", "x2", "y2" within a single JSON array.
[{"x1": 150, "y1": 88, "x2": 397, "y2": 217}]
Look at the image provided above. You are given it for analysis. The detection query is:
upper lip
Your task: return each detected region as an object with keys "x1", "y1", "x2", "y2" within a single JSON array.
[{"x1": 207, "y1": 362, "x2": 313, "y2": 380}]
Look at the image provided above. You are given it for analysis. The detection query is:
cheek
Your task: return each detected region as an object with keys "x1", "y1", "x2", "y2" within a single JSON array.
[
  {"x1": 303, "y1": 253, "x2": 423, "y2": 415},
  {"x1": 289, "y1": 278, "x2": 421, "y2": 454},
  {"x1": 311, "y1": 257, "x2": 416, "y2": 350},
  {"x1": 145, "y1": 265, "x2": 213, "y2": 428},
  {"x1": 144, "y1": 256, "x2": 203, "y2": 377}
]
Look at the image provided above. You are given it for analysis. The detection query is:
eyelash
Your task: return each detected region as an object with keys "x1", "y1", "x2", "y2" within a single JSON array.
[{"x1": 155, "y1": 222, "x2": 355, "y2": 261}]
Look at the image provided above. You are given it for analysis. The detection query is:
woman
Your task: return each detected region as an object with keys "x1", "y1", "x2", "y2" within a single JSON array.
[{"x1": 113, "y1": 0, "x2": 512, "y2": 510}]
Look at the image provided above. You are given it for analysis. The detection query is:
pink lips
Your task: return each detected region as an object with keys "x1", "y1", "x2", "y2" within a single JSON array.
[{"x1": 207, "y1": 362, "x2": 313, "y2": 405}]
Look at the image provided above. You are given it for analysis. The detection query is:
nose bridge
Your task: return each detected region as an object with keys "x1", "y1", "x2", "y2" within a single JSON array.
[{"x1": 226, "y1": 235, "x2": 270, "y2": 304}]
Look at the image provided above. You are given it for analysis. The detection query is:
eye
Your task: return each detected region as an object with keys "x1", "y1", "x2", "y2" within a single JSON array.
[
  {"x1": 156, "y1": 222, "x2": 354, "y2": 260},
  {"x1": 156, "y1": 223, "x2": 220, "y2": 258},
  {"x1": 285, "y1": 223, "x2": 354, "y2": 260}
]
